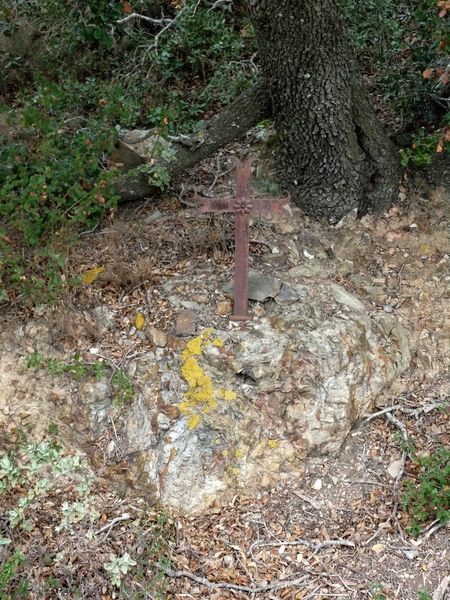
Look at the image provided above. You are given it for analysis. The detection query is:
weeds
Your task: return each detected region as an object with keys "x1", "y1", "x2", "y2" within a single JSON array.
[
  {"x1": 26, "y1": 351, "x2": 135, "y2": 407},
  {"x1": 0, "y1": 435, "x2": 173, "y2": 597},
  {"x1": 402, "y1": 445, "x2": 450, "y2": 537}
]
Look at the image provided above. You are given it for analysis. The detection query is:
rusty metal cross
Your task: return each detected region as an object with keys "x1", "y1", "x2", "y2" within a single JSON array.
[{"x1": 197, "y1": 158, "x2": 289, "y2": 321}]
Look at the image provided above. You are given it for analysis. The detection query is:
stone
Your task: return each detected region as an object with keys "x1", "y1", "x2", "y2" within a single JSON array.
[
  {"x1": 216, "y1": 299, "x2": 232, "y2": 316},
  {"x1": 0, "y1": 269, "x2": 414, "y2": 515},
  {"x1": 288, "y1": 261, "x2": 326, "y2": 279},
  {"x1": 121, "y1": 129, "x2": 153, "y2": 145},
  {"x1": 111, "y1": 140, "x2": 146, "y2": 170},
  {"x1": 222, "y1": 271, "x2": 281, "y2": 302},
  {"x1": 387, "y1": 458, "x2": 403, "y2": 479},
  {"x1": 79, "y1": 380, "x2": 112, "y2": 428},
  {"x1": 175, "y1": 310, "x2": 196, "y2": 336},
  {"x1": 145, "y1": 326, "x2": 167, "y2": 348},
  {"x1": 91, "y1": 306, "x2": 115, "y2": 333},
  {"x1": 119, "y1": 279, "x2": 411, "y2": 512},
  {"x1": 329, "y1": 284, "x2": 366, "y2": 313},
  {"x1": 192, "y1": 294, "x2": 209, "y2": 304},
  {"x1": 274, "y1": 283, "x2": 300, "y2": 305}
]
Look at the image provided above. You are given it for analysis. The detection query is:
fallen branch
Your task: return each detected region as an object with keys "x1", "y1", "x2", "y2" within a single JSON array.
[
  {"x1": 249, "y1": 538, "x2": 355, "y2": 555},
  {"x1": 146, "y1": 4, "x2": 187, "y2": 54},
  {"x1": 411, "y1": 520, "x2": 449, "y2": 547},
  {"x1": 162, "y1": 566, "x2": 309, "y2": 593},
  {"x1": 117, "y1": 12, "x2": 172, "y2": 25},
  {"x1": 114, "y1": 80, "x2": 270, "y2": 201},
  {"x1": 95, "y1": 513, "x2": 131, "y2": 536},
  {"x1": 364, "y1": 405, "x2": 401, "y2": 423},
  {"x1": 208, "y1": 0, "x2": 233, "y2": 11}
]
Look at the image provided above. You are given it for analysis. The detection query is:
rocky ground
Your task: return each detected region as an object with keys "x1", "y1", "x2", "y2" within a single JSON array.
[{"x1": 0, "y1": 150, "x2": 449, "y2": 599}]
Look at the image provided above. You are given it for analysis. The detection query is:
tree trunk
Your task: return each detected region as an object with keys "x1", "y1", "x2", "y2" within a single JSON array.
[{"x1": 248, "y1": 0, "x2": 399, "y2": 223}]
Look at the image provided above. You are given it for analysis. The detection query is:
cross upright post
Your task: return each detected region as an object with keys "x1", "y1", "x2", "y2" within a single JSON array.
[{"x1": 197, "y1": 158, "x2": 289, "y2": 321}]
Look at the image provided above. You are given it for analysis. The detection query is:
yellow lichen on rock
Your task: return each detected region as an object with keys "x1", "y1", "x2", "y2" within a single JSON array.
[
  {"x1": 179, "y1": 329, "x2": 235, "y2": 429},
  {"x1": 181, "y1": 356, "x2": 205, "y2": 388},
  {"x1": 216, "y1": 387, "x2": 237, "y2": 402},
  {"x1": 187, "y1": 414, "x2": 201, "y2": 429}
]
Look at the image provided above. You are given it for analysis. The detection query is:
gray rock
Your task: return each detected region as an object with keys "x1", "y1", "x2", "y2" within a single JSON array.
[
  {"x1": 274, "y1": 283, "x2": 300, "y2": 305},
  {"x1": 145, "y1": 326, "x2": 167, "y2": 348},
  {"x1": 288, "y1": 261, "x2": 326, "y2": 279},
  {"x1": 223, "y1": 271, "x2": 281, "y2": 302},
  {"x1": 121, "y1": 129, "x2": 153, "y2": 145},
  {"x1": 330, "y1": 284, "x2": 366, "y2": 313},
  {"x1": 175, "y1": 310, "x2": 196, "y2": 336},
  {"x1": 92, "y1": 306, "x2": 115, "y2": 333},
  {"x1": 79, "y1": 380, "x2": 112, "y2": 428}
]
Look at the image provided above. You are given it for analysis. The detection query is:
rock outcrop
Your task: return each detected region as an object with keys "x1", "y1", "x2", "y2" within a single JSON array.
[
  {"x1": 0, "y1": 278, "x2": 410, "y2": 512},
  {"x1": 123, "y1": 278, "x2": 410, "y2": 511}
]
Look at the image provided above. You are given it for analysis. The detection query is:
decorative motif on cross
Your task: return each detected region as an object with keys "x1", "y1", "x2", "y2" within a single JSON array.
[{"x1": 197, "y1": 157, "x2": 290, "y2": 321}]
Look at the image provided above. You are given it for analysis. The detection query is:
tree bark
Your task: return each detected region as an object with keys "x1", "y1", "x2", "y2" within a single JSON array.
[
  {"x1": 248, "y1": 0, "x2": 399, "y2": 222},
  {"x1": 114, "y1": 80, "x2": 270, "y2": 201}
]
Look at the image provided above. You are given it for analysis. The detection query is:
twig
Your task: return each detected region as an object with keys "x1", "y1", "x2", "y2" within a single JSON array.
[
  {"x1": 403, "y1": 402, "x2": 448, "y2": 418},
  {"x1": 341, "y1": 479, "x2": 390, "y2": 488},
  {"x1": 411, "y1": 520, "x2": 448, "y2": 546},
  {"x1": 384, "y1": 411, "x2": 411, "y2": 541},
  {"x1": 249, "y1": 538, "x2": 355, "y2": 555},
  {"x1": 291, "y1": 489, "x2": 324, "y2": 510},
  {"x1": 208, "y1": 0, "x2": 233, "y2": 11},
  {"x1": 162, "y1": 566, "x2": 309, "y2": 593},
  {"x1": 145, "y1": 4, "x2": 187, "y2": 57},
  {"x1": 432, "y1": 575, "x2": 450, "y2": 600},
  {"x1": 363, "y1": 521, "x2": 391, "y2": 546},
  {"x1": 364, "y1": 405, "x2": 401, "y2": 423},
  {"x1": 117, "y1": 12, "x2": 172, "y2": 25},
  {"x1": 96, "y1": 513, "x2": 131, "y2": 535}
]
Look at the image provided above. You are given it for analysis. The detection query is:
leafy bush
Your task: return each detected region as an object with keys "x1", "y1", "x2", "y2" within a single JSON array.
[
  {"x1": 0, "y1": 77, "x2": 145, "y2": 303},
  {"x1": 0, "y1": 1, "x2": 255, "y2": 306},
  {"x1": 342, "y1": 0, "x2": 448, "y2": 123}
]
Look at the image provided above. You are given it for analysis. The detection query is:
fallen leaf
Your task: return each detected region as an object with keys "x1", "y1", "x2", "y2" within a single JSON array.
[
  {"x1": 83, "y1": 266, "x2": 105, "y2": 284},
  {"x1": 372, "y1": 543, "x2": 385, "y2": 554},
  {"x1": 422, "y1": 68, "x2": 434, "y2": 80},
  {"x1": 134, "y1": 312, "x2": 145, "y2": 330},
  {"x1": 122, "y1": 1, "x2": 132, "y2": 14}
]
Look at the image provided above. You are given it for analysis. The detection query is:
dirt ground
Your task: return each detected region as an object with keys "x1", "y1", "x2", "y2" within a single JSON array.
[{"x1": 0, "y1": 152, "x2": 449, "y2": 599}]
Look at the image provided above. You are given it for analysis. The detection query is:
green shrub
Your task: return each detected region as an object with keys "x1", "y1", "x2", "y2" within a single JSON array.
[
  {"x1": 343, "y1": 0, "x2": 447, "y2": 115},
  {"x1": 402, "y1": 446, "x2": 450, "y2": 537},
  {"x1": 0, "y1": 77, "x2": 143, "y2": 303}
]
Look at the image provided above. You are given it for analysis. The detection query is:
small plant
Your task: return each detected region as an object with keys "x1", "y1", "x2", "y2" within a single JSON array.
[
  {"x1": 370, "y1": 582, "x2": 387, "y2": 600},
  {"x1": 136, "y1": 142, "x2": 176, "y2": 191},
  {"x1": 399, "y1": 128, "x2": 443, "y2": 167},
  {"x1": 0, "y1": 550, "x2": 26, "y2": 595},
  {"x1": 104, "y1": 552, "x2": 137, "y2": 588},
  {"x1": 56, "y1": 499, "x2": 100, "y2": 532},
  {"x1": 402, "y1": 446, "x2": 450, "y2": 537},
  {"x1": 27, "y1": 352, "x2": 107, "y2": 382},
  {"x1": 1, "y1": 440, "x2": 93, "y2": 533},
  {"x1": 417, "y1": 591, "x2": 432, "y2": 600},
  {"x1": 111, "y1": 369, "x2": 134, "y2": 407}
]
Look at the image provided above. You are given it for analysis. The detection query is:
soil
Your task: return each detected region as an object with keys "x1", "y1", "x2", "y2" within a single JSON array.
[{"x1": 0, "y1": 150, "x2": 449, "y2": 599}]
